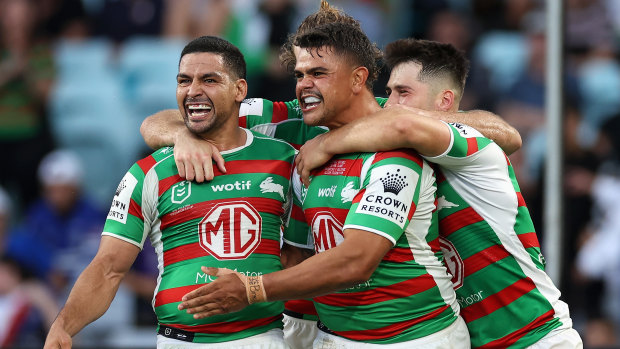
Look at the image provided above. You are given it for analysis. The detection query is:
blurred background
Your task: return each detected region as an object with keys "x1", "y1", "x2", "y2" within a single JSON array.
[{"x1": 0, "y1": 0, "x2": 619, "y2": 348}]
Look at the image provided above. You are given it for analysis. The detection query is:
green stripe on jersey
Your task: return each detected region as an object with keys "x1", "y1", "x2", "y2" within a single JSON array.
[
  {"x1": 102, "y1": 130, "x2": 297, "y2": 343},
  {"x1": 302, "y1": 151, "x2": 458, "y2": 343}
]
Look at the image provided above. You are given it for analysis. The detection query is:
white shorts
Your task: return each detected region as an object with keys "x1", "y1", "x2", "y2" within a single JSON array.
[
  {"x1": 283, "y1": 314, "x2": 318, "y2": 349},
  {"x1": 526, "y1": 328, "x2": 583, "y2": 349},
  {"x1": 156, "y1": 328, "x2": 288, "y2": 349},
  {"x1": 312, "y1": 316, "x2": 470, "y2": 349}
]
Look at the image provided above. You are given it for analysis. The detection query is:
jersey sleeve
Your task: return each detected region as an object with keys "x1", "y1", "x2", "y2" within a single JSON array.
[
  {"x1": 282, "y1": 168, "x2": 313, "y2": 249},
  {"x1": 101, "y1": 161, "x2": 158, "y2": 249},
  {"x1": 343, "y1": 150, "x2": 424, "y2": 245},
  {"x1": 423, "y1": 122, "x2": 497, "y2": 169}
]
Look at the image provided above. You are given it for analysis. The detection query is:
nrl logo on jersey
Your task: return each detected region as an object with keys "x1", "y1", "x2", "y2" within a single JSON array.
[
  {"x1": 160, "y1": 147, "x2": 173, "y2": 154},
  {"x1": 171, "y1": 181, "x2": 191, "y2": 204}
]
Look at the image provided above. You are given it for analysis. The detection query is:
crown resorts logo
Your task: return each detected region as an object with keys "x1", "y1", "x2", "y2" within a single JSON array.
[
  {"x1": 115, "y1": 180, "x2": 126, "y2": 196},
  {"x1": 379, "y1": 169, "x2": 409, "y2": 195}
]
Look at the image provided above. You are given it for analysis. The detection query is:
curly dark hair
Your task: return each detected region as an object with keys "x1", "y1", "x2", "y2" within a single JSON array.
[
  {"x1": 180, "y1": 36, "x2": 247, "y2": 80},
  {"x1": 279, "y1": 1, "x2": 382, "y2": 89},
  {"x1": 384, "y1": 38, "x2": 469, "y2": 95}
]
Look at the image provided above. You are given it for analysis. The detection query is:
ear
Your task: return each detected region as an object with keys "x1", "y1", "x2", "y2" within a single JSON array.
[
  {"x1": 436, "y1": 89, "x2": 455, "y2": 111},
  {"x1": 351, "y1": 66, "x2": 369, "y2": 94},
  {"x1": 234, "y1": 79, "x2": 248, "y2": 103}
]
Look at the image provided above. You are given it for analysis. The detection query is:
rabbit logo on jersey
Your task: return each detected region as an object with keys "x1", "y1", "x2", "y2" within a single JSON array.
[
  {"x1": 311, "y1": 211, "x2": 344, "y2": 252},
  {"x1": 356, "y1": 165, "x2": 417, "y2": 228},
  {"x1": 198, "y1": 201, "x2": 262, "y2": 260},
  {"x1": 108, "y1": 172, "x2": 138, "y2": 224}
]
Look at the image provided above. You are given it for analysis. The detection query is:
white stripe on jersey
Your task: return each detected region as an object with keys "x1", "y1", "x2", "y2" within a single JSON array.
[{"x1": 441, "y1": 143, "x2": 571, "y2": 327}]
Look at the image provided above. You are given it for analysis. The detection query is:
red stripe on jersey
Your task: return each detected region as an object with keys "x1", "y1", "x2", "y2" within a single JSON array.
[
  {"x1": 428, "y1": 237, "x2": 441, "y2": 254},
  {"x1": 466, "y1": 137, "x2": 479, "y2": 156},
  {"x1": 351, "y1": 188, "x2": 365, "y2": 204},
  {"x1": 504, "y1": 153, "x2": 511, "y2": 166},
  {"x1": 285, "y1": 299, "x2": 318, "y2": 315},
  {"x1": 477, "y1": 309, "x2": 556, "y2": 349},
  {"x1": 382, "y1": 247, "x2": 415, "y2": 263},
  {"x1": 440, "y1": 207, "x2": 484, "y2": 237},
  {"x1": 128, "y1": 198, "x2": 143, "y2": 221},
  {"x1": 518, "y1": 232, "x2": 540, "y2": 249},
  {"x1": 314, "y1": 159, "x2": 363, "y2": 177},
  {"x1": 461, "y1": 277, "x2": 538, "y2": 323},
  {"x1": 291, "y1": 204, "x2": 306, "y2": 223},
  {"x1": 159, "y1": 175, "x2": 184, "y2": 196},
  {"x1": 314, "y1": 273, "x2": 437, "y2": 307},
  {"x1": 516, "y1": 192, "x2": 527, "y2": 207},
  {"x1": 463, "y1": 245, "x2": 510, "y2": 277},
  {"x1": 272, "y1": 101, "x2": 289, "y2": 123},
  {"x1": 137, "y1": 155, "x2": 158, "y2": 174},
  {"x1": 335, "y1": 304, "x2": 451, "y2": 340},
  {"x1": 164, "y1": 239, "x2": 280, "y2": 267},
  {"x1": 407, "y1": 201, "x2": 417, "y2": 221},
  {"x1": 288, "y1": 143, "x2": 302, "y2": 150},
  {"x1": 304, "y1": 207, "x2": 349, "y2": 227},
  {"x1": 170, "y1": 315, "x2": 282, "y2": 334},
  {"x1": 238, "y1": 116, "x2": 247, "y2": 128},
  {"x1": 211, "y1": 160, "x2": 293, "y2": 178},
  {"x1": 372, "y1": 149, "x2": 423, "y2": 168},
  {"x1": 155, "y1": 284, "x2": 201, "y2": 307},
  {"x1": 161, "y1": 197, "x2": 284, "y2": 230}
]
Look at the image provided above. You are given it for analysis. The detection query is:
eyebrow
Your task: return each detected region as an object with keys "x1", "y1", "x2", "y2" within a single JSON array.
[
  {"x1": 293, "y1": 67, "x2": 328, "y2": 75},
  {"x1": 176, "y1": 72, "x2": 222, "y2": 80}
]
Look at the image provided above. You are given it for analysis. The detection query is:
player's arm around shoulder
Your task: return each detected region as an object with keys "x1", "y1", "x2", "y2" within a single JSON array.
[
  {"x1": 384, "y1": 105, "x2": 452, "y2": 157},
  {"x1": 44, "y1": 236, "x2": 141, "y2": 349}
]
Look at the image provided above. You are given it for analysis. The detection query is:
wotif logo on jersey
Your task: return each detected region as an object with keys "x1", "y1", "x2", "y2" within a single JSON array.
[
  {"x1": 211, "y1": 180, "x2": 251, "y2": 193},
  {"x1": 317, "y1": 185, "x2": 337, "y2": 198},
  {"x1": 356, "y1": 165, "x2": 417, "y2": 228}
]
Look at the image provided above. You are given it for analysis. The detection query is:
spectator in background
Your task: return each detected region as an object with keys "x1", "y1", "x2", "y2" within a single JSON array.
[
  {"x1": 8, "y1": 150, "x2": 105, "y2": 297},
  {"x1": 0, "y1": 187, "x2": 59, "y2": 349},
  {"x1": 0, "y1": 0, "x2": 56, "y2": 212},
  {"x1": 0, "y1": 255, "x2": 59, "y2": 348}
]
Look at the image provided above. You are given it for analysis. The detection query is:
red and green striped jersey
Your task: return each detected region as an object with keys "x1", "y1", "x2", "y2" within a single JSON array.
[
  {"x1": 288, "y1": 149, "x2": 460, "y2": 344},
  {"x1": 239, "y1": 98, "x2": 327, "y2": 150},
  {"x1": 102, "y1": 129, "x2": 298, "y2": 343},
  {"x1": 426, "y1": 122, "x2": 573, "y2": 348}
]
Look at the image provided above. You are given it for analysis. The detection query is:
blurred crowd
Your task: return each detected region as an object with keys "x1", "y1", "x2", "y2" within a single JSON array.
[{"x1": 1, "y1": 0, "x2": 620, "y2": 348}]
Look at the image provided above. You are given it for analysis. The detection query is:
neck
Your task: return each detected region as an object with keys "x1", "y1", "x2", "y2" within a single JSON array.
[
  {"x1": 329, "y1": 89, "x2": 381, "y2": 130},
  {"x1": 199, "y1": 107, "x2": 247, "y2": 151}
]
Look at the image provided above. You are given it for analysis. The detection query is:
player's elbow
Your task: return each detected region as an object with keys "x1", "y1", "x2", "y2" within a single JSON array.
[
  {"x1": 505, "y1": 129, "x2": 523, "y2": 155},
  {"x1": 339, "y1": 252, "x2": 378, "y2": 285}
]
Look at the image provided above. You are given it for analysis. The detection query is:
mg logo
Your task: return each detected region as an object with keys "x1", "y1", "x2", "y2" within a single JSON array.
[
  {"x1": 439, "y1": 236, "x2": 464, "y2": 290},
  {"x1": 198, "y1": 201, "x2": 262, "y2": 260},
  {"x1": 311, "y1": 212, "x2": 344, "y2": 253}
]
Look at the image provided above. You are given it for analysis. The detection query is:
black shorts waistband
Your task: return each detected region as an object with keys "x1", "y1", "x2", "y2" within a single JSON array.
[{"x1": 158, "y1": 324, "x2": 195, "y2": 342}]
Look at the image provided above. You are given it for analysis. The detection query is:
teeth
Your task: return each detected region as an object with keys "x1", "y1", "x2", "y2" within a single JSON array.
[
  {"x1": 304, "y1": 96, "x2": 320, "y2": 104},
  {"x1": 188, "y1": 104, "x2": 212, "y2": 110}
]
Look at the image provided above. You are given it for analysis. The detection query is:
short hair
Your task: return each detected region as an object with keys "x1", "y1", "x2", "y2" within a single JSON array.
[
  {"x1": 385, "y1": 39, "x2": 469, "y2": 96},
  {"x1": 180, "y1": 36, "x2": 247, "y2": 80},
  {"x1": 279, "y1": 1, "x2": 381, "y2": 88},
  {"x1": 283, "y1": 21, "x2": 382, "y2": 89}
]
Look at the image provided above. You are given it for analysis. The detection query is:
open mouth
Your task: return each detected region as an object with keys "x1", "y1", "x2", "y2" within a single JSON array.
[
  {"x1": 301, "y1": 95, "x2": 321, "y2": 112},
  {"x1": 186, "y1": 104, "x2": 213, "y2": 119}
]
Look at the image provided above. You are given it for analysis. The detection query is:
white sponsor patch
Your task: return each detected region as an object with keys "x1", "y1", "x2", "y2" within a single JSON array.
[
  {"x1": 107, "y1": 172, "x2": 138, "y2": 224},
  {"x1": 356, "y1": 164, "x2": 418, "y2": 228},
  {"x1": 240, "y1": 98, "x2": 264, "y2": 117}
]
